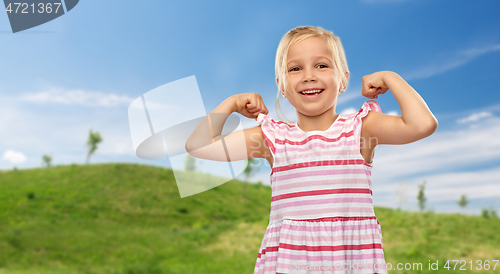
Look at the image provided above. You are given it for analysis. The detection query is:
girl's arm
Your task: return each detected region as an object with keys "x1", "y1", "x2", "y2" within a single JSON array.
[
  {"x1": 185, "y1": 93, "x2": 271, "y2": 162},
  {"x1": 361, "y1": 71, "x2": 439, "y2": 145},
  {"x1": 187, "y1": 95, "x2": 237, "y2": 146}
]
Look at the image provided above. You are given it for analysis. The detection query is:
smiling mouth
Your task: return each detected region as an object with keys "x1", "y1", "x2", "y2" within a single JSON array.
[{"x1": 300, "y1": 89, "x2": 324, "y2": 95}]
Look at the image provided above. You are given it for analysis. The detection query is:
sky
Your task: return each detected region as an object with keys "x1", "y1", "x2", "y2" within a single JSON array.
[{"x1": 1, "y1": 0, "x2": 500, "y2": 215}]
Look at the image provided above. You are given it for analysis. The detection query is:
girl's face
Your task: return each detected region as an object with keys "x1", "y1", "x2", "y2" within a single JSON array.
[{"x1": 281, "y1": 36, "x2": 342, "y2": 117}]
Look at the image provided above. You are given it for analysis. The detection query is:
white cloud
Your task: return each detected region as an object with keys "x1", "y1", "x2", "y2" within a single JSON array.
[
  {"x1": 338, "y1": 89, "x2": 362, "y2": 104},
  {"x1": 18, "y1": 87, "x2": 135, "y2": 107},
  {"x1": 404, "y1": 43, "x2": 500, "y2": 80},
  {"x1": 369, "y1": 114, "x2": 500, "y2": 210},
  {"x1": 374, "y1": 166, "x2": 500, "y2": 200},
  {"x1": 0, "y1": 91, "x2": 137, "y2": 169},
  {"x1": 340, "y1": 107, "x2": 357, "y2": 115},
  {"x1": 458, "y1": 44, "x2": 500, "y2": 58},
  {"x1": 97, "y1": 128, "x2": 136, "y2": 156},
  {"x1": 373, "y1": 116, "x2": 500, "y2": 179},
  {"x1": 456, "y1": 112, "x2": 492, "y2": 123},
  {"x1": 415, "y1": 169, "x2": 500, "y2": 201},
  {"x1": 386, "y1": 110, "x2": 399, "y2": 116},
  {"x1": 2, "y1": 149, "x2": 27, "y2": 164}
]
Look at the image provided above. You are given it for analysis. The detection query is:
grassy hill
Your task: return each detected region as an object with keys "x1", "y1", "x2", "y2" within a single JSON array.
[{"x1": 0, "y1": 163, "x2": 499, "y2": 274}]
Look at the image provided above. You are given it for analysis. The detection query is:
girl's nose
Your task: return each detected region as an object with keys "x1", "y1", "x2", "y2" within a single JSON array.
[{"x1": 302, "y1": 68, "x2": 317, "y2": 82}]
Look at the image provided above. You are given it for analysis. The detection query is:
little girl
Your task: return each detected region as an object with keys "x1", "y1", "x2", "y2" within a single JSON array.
[{"x1": 186, "y1": 26, "x2": 438, "y2": 273}]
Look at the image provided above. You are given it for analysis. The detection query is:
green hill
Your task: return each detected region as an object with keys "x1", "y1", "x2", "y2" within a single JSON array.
[{"x1": 0, "y1": 163, "x2": 499, "y2": 274}]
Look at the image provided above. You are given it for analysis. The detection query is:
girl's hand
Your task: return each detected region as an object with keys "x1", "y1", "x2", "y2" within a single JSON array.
[
  {"x1": 361, "y1": 71, "x2": 391, "y2": 99},
  {"x1": 232, "y1": 93, "x2": 269, "y2": 119}
]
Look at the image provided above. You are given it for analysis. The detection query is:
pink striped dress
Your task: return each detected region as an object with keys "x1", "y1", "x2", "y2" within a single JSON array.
[{"x1": 254, "y1": 100, "x2": 388, "y2": 274}]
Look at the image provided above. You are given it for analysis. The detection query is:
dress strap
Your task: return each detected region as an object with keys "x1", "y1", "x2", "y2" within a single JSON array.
[
  {"x1": 354, "y1": 100, "x2": 382, "y2": 165},
  {"x1": 256, "y1": 113, "x2": 277, "y2": 158}
]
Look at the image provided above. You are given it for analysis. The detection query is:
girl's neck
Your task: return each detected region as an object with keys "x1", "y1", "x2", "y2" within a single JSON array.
[{"x1": 296, "y1": 108, "x2": 339, "y2": 132}]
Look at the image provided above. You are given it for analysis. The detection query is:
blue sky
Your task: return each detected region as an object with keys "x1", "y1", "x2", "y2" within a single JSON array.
[{"x1": 1, "y1": 0, "x2": 500, "y2": 215}]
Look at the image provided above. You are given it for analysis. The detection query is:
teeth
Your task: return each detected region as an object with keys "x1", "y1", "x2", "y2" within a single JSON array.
[{"x1": 301, "y1": 89, "x2": 322, "y2": 94}]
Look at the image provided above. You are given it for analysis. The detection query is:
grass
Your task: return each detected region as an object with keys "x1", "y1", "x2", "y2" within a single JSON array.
[
  {"x1": 0, "y1": 163, "x2": 499, "y2": 273},
  {"x1": 375, "y1": 207, "x2": 500, "y2": 273}
]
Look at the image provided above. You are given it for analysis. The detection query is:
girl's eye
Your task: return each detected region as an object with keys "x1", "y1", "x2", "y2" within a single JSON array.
[{"x1": 288, "y1": 64, "x2": 327, "y2": 71}]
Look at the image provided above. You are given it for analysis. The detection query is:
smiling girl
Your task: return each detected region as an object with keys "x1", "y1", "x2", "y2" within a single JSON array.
[{"x1": 186, "y1": 25, "x2": 438, "y2": 273}]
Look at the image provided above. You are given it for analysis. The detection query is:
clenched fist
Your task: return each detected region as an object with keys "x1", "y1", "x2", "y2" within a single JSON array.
[
  {"x1": 232, "y1": 93, "x2": 269, "y2": 119},
  {"x1": 361, "y1": 71, "x2": 391, "y2": 99}
]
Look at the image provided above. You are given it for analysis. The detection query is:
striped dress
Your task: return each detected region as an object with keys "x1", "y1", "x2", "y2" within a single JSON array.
[{"x1": 254, "y1": 100, "x2": 388, "y2": 274}]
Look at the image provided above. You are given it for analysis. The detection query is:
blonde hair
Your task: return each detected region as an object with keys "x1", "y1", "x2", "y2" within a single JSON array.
[{"x1": 275, "y1": 26, "x2": 349, "y2": 123}]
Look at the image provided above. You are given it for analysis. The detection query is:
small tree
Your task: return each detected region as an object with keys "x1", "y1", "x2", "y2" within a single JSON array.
[
  {"x1": 242, "y1": 158, "x2": 259, "y2": 198},
  {"x1": 184, "y1": 154, "x2": 197, "y2": 172},
  {"x1": 417, "y1": 180, "x2": 427, "y2": 212},
  {"x1": 42, "y1": 154, "x2": 52, "y2": 168},
  {"x1": 481, "y1": 206, "x2": 498, "y2": 219},
  {"x1": 86, "y1": 129, "x2": 102, "y2": 164},
  {"x1": 457, "y1": 194, "x2": 469, "y2": 213}
]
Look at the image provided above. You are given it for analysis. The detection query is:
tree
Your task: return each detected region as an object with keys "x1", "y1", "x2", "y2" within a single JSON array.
[
  {"x1": 184, "y1": 154, "x2": 197, "y2": 172},
  {"x1": 417, "y1": 180, "x2": 426, "y2": 212},
  {"x1": 42, "y1": 154, "x2": 52, "y2": 168},
  {"x1": 242, "y1": 158, "x2": 259, "y2": 198},
  {"x1": 86, "y1": 129, "x2": 102, "y2": 164},
  {"x1": 481, "y1": 206, "x2": 498, "y2": 219},
  {"x1": 457, "y1": 194, "x2": 469, "y2": 214}
]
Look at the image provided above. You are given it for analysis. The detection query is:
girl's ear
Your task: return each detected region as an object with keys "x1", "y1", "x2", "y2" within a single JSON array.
[
  {"x1": 341, "y1": 70, "x2": 350, "y2": 92},
  {"x1": 277, "y1": 77, "x2": 286, "y2": 98}
]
